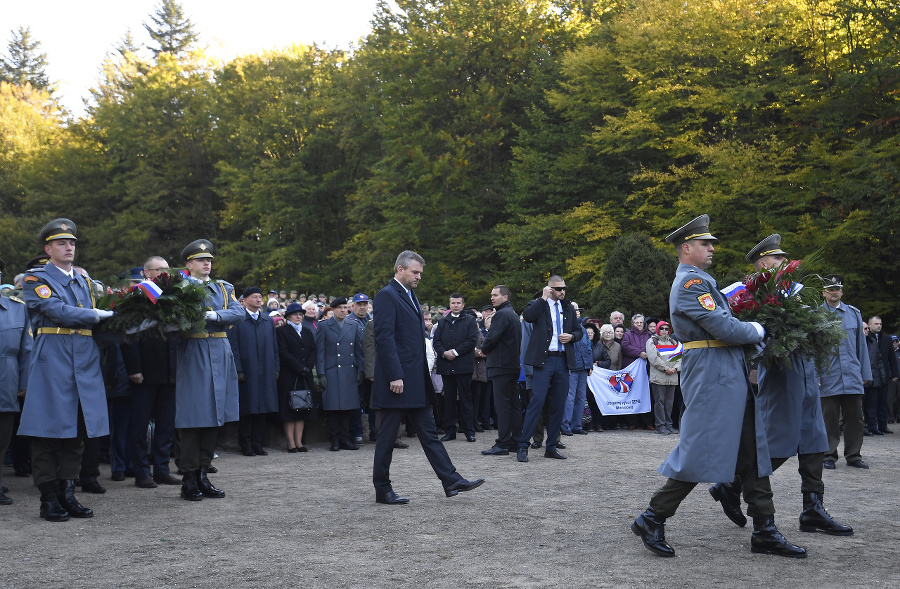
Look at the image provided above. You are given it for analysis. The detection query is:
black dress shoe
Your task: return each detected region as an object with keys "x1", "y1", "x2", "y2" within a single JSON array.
[
  {"x1": 572, "y1": 429, "x2": 589, "y2": 435},
  {"x1": 0, "y1": 492, "x2": 12, "y2": 505},
  {"x1": 474, "y1": 423, "x2": 484, "y2": 433},
  {"x1": 80, "y1": 477, "x2": 107, "y2": 494},
  {"x1": 465, "y1": 434, "x2": 476, "y2": 442},
  {"x1": 863, "y1": 429, "x2": 873, "y2": 436},
  {"x1": 252, "y1": 444, "x2": 268, "y2": 456},
  {"x1": 445, "y1": 478, "x2": 485, "y2": 497},
  {"x1": 632, "y1": 508, "x2": 675, "y2": 557},
  {"x1": 206, "y1": 465, "x2": 218, "y2": 474},
  {"x1": 823, "y1": 459, "x2": 836, "y2": 469},
  {"x1": 110, "y1": 471, "x2": 125, "y2": 482},
  {"x1": 709, "y1": 483, "x2": 747, "y2": 527},
  {"x1": 544, "y1": 449, "x2": 567, "y2": 459},
  {"x1": 481, "y1": 445, "x2": 509, "y2": 456},
  {"x1": 530, "y1": 441, "x2": 541, "y2": 449},
  {"x1": 871, "y1": 428, "x2": 883, "y2": 436},
  {"x1": 561, "y1": 430, "x2": 573, "y2": 436},
  {"x1": 517, "y1": 447, "x2": 529, "y2": 462},
  {"x1": 440, "y1": 433, "x2": 456, "y2": 441},
  {"x1": 241, "y1": 446, "x2": 256, "y2": 456},
  {"x1": 153, "y1": 472, "x2": 182, "y2": 486},
  {"x1": 330, "y1": 442, "x2": 340, "y2": 451},
  {"x1": 847, "y1": 459, "x2": 869, "y2": 469},
  {"x1": 556, "y1": 442, "x2": 566, "y2": 450},
  {"x1": 135, "y1": 476, "x2": 158, "y2": 489},
  {"x1": 339, "y1": 440, "x2": 359, "y2": 450},
  {"x1": 375, "y1": 490, "x2": 409, "y2": 505},
  {"x1": 298, "y1": 446, "x2": 308, "y2": 452},
  {"x1": 393, "y1": 439, "x2": 409, "y2": 449},
  {"x1": 287, "y1": 447, "x2": 298, "y2": 453},
  {"x1": 880, "y1": 427, "x2": 893, "y2": 434}
]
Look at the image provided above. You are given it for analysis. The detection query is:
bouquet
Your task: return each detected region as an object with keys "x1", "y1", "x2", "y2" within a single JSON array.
[
  {"x1": 725, "y1": 254, "x2": 844, "y2": 371},
  {"x1": 96, "y1": 271, "x2": 209, "y2": 340}
]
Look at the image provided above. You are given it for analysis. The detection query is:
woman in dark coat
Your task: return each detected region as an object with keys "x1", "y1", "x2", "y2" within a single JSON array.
[
  {"x1": 584, "y1": 324, "x2": 611, "y2": 432},
  {"x1": 277, "y1": 303, "x2": 317, "y2": 452}
]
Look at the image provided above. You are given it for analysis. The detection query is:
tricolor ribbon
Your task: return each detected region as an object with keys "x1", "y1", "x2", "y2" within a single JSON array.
[{"x1": 132, "y1": 280, "x2": 164, "y2": 304}]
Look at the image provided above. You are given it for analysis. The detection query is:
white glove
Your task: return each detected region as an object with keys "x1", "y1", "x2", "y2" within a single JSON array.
[
  {"x1": 205, "y1": 310, "x2": 219, "y2": 321},
  {"x1": 95, "y1": 309, "x2": 114, "y2": 321},
  {"x1": 125, "y1": 319, "x2": 158, "y2": 335},
  {"x1": 749, "y1": 321, "x2": 765, "y2": 340}
]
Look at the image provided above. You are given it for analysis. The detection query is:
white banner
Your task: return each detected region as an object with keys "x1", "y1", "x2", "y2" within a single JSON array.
[{"x1": 587, "y1": 358, "x2": 651, "y2": 415}]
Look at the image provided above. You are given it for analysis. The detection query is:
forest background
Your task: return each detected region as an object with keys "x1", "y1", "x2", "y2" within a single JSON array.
[{"x1": 1, "y1": 0, "x2": 898, "y2": 325}]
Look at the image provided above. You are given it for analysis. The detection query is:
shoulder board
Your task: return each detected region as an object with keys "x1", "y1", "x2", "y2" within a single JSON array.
[
  {"x1": 217, "y1": 280, "x2": 233, "y2": 289},
  {"x1": 846, "y1": 304, "x2": 861, "y2": 313},
  {"x1": 7, "y1": 295, "x2": 25, "y2": 304}
]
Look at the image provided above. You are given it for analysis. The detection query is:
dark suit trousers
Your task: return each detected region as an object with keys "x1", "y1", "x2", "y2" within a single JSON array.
[
  {"x1": 520, "y1": 356, "x2": 568, "y2": 451},
  {"x1": 327, "y1": 410, "x2": 354, "y2": 443},
  {"x1": 373, "y1": 407, "x2": 462, "y2": 493},
  {"x1": 0, "y1": 412, "x2": 14, "y2": 487},
  {"x1": 127, "y1": 383, "x2": 175, "y2": 478},
  {"x1": 442, "y1": 374, "x2": 475, "y2": 435},
  {"x1": 864, "y1": 383, "x2": 890, "y2": 431},
  {"x1": 491, "y1": 371, "x2": 522, "y2": 449}
]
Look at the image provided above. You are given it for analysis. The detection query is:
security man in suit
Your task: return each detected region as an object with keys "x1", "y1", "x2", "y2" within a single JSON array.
[
  {"x1": 517, "y1": 276, "x2": 581, "y2": 462},
  {"x1": 371, "y1": 250, "x2": 483, "y2": 504},
  {"x1": 631, "y1": 215, "x2": 806, "y2": 558},
  {"x1": 174, "y1": 239, "x2": 245, "y2": 501},
  {"x1": 709, "y1": 235, "x2": 852, "y2": 536},
  {"x1": 19, "y1": 218, "x2": 114, "y2": 521},
  {"x1": 0, "y1": 256, "x2": 32, "y2": 506}
]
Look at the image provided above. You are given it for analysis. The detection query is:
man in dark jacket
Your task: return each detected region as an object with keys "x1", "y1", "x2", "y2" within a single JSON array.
[
  {"x1": 479, "y1": 285, "x2": 523, "y2": 456},
  {"x1": 518, "y1": 275, "x2": 582, "y2": 462},
  {"x1": 864, "y1": 315, "x2": 898, "y2": 435},
  {"x1": 371, "y1": 250, "x2": 483, "y2": 504},
  {"x1": 433, "y1": 293, "x2": 479, "y2": 442}
]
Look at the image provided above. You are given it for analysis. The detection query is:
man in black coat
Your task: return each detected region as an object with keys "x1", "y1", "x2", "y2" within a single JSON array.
[
  {"x1": 433, "y1": 293, "x2": 479, "y2": 442},
  {"x1": 371, "y1": 250, "x2": 483, "y2": 504},
  {"x1": 122, "y1": 256, "x2": 180, "y2": 489},
  {"x1": 517, "y1": 275, "x2": 581, "y2": 462},
  {"x1": 479, "y1": 285, "x2": 523, "y2": 455},
  {"x1": 865, "y1": 315, "x2": 899, "y2": 434}
]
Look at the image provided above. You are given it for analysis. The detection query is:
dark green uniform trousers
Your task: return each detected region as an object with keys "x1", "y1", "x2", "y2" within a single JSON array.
[
  {"x1": 650, "y1": 396, "x2": 775, "y2": 518},
  {"x1": 175, "y1": 427, "x2": 218, "y2": 472},
  {"x1": 771, "y1": 452, "x2": 825, "y2": 495},
  {"x1": 30, "y1": 406, "x2": 87, "y2": 487}
]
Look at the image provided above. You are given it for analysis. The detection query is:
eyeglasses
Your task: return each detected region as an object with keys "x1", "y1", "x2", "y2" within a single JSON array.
[
  {"x1": 552, "y1": 286, "x2": 566, "y2": 292},
  {"x1": 659, "y1": 327, "x2": 670, "y2": 331}
]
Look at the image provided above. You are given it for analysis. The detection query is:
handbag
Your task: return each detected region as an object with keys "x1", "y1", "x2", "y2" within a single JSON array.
[{"x1": 289, "y1": 377, "x2": 313, "y2": 411}]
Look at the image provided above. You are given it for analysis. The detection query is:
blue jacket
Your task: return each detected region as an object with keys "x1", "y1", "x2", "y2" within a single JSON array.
[
  {"x1": 229, "y1": 309, "x2": 280, "y2": 415},
  {"x1": 0, "y1": 295, "x2": 32, "y2": 412},
  {"x1": 818, "y1": 301, "x2": 871, "y2": 397},
  {"x1": 572, "y1": 325, "x2": 593, "y2": 371},
  {"x1": 316, "y1": 315, "x2": 363, "y2": 411}
]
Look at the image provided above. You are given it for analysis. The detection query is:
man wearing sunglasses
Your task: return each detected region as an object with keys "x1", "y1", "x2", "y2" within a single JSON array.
[{"x1": 517, "y1": 276, "x2": 582, "y2": 462}]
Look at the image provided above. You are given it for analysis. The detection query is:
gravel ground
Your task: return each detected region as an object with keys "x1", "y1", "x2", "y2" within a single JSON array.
[{"x1": 3, "y1": 426, "x2": 898, "y2": 589}]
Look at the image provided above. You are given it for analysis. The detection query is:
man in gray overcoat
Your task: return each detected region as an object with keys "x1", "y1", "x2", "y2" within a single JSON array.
[
  {"x1": 316, "y1": 296, "x2": 364, "y2": 451},
  {"x1": 0, "y1": 257, "x2": 32, "y2": 507},
  {"x1": 175, "y1": 239, "x2": 245, "y2": 501},
  {"x1": 228, "y1": 286, "x2": 280, "y2": 457},
  {"x1": 19, "y1": 219, "x2": 113, "y2": 521},
  {"x1": 709, "y1": 235, "x2": 852, "y2": 536},
  {"x1": 631, "y1": 215, "x2": 806, "y2": 559}
]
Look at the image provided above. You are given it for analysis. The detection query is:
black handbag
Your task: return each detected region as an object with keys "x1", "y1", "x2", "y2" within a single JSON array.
[{"x1": 289, "y1": 377, "x2": 313, "y2": 411}]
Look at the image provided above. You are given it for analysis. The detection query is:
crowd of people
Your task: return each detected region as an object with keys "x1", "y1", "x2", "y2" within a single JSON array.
[{"x1": 1, "y1": 216, "x2": 896, "y2": 557}]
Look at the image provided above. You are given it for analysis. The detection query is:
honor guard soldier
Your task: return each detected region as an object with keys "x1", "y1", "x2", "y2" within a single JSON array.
[
  {"x1": 175, "y1": 239, "x2": 244, "y2": 501},
  {"x1": 709, "y1": 235, "x2": 852, "y2": 536},
  {"x1": 631, "y1": 215, "x2": 807, "y2": 558},
  {"x1": 18, "y1": 219, "x2": 114, "y2": 521},
  {"x1": 0, "y1": 257, "x2": 33, "y2": 506}
]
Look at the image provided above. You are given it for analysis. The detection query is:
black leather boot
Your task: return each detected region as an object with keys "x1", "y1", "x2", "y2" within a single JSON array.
[
  {"x1": 709, "y1": 481, "x2": 747, "y2": 527},
  {"x1": 80, "y1": 476, "x2": 107, "y2": 494},
  {"x1": 751, "y1": 516, "x2": 807, "y2": 558},
  {"x1": 58, "y1": 479, "x2": 93, "y2": 518},
  {"x1": 631, "y1": 508, "x2": 675, "y2": 557},
  {"x1": 197, "y1": 467, "x2": 225, "y2": 498},
  {"x1": 799, "y1": 492, "x2": 853, "y2": 536},
  {"x1": 38, "y1": 481, "x2": 69, "y2": 522},
  {"x1": 180, "y1": 471, "x2": 203, "y2": 501}
]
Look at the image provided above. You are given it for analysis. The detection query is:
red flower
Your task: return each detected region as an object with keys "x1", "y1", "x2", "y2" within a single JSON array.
[{"x1": 784, "y1": 259, "x2": 802, "y2": 273}]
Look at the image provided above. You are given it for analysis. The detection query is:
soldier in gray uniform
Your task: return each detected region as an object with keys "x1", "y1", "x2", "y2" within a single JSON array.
[
  {"x1": 632, "y1": 215, "x2": 806, "y2": 558},
  {"x1": 316, "y1": 296, "x2": 364, "y2": 451},
  {"x1": 709, "y1": 235, "x2": 852, "y2": 536},
  {"x1": 18, "y1": 219, "x2": 114, "y2": 521},
  {"x1": 0, "y1": 257, "x2": 33, "y2": 506},
  {"x1": 174, "y1": 239, "x2": 245, "y2": 501}
]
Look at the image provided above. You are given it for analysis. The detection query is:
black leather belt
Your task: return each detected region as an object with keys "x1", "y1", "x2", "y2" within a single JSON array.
[{"x1": 547, "y1": 351, "x2": 565, "y2": 357}]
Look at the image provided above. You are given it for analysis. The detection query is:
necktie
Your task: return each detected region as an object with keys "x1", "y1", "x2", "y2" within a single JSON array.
[
  {"x1": 555, "y1": 301, "x2": 562, "y2": 340},
  {"x1": 408, "y1": 289, "x2": 416, "y2": 309}
]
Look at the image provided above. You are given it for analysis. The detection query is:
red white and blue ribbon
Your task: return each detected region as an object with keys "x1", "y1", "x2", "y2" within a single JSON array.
[
  {"x1": 132, "y1": 280, "x2": 163, "y2": 304},
  {"x1": 720, "y1": 281, "x2": 746, "y2": 299},
  {"x1": 656, "y1": 341, "x2": 683, "y2": 362}
]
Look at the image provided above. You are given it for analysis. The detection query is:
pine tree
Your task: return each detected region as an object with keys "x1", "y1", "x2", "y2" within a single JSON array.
[
  {"x1": 0, "y1": 26, "x2": 50, "y2": 90},
  {"x1": 143, "y1": 0, "x2": 198, "y2": 58},
  {"x1": 595, "y1": 233, "x2": 677, "y2": 322}
]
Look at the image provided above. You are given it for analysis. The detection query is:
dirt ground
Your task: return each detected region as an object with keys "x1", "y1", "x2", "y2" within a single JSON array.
[{"x1": 3, "y1": 425, "x2": 898, "y2": 589}]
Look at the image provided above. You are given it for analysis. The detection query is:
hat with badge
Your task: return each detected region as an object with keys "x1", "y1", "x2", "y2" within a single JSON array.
[
  {"x1": 39, "y1": 218, "x2": 77, "y2": 243},
  {"x1": 822, "y1": 274, "x2": 843, "y2": 290},
  {"x1": 25, "y1": 253, "x2": 50, "y2": 270},
  {"x1": 745, "y1": 234, "x2": 788, "y2": 263},
  {"x1": 181, "y1": 239, "x2": 214, "y2": 261},
  {"x1": 118, "y1": 267, "x2": 144, "y2": 281},
  {"x1": 331, "y1": 296, "x2": 349, "y2": 307},
  {"x1": 351, "y1": 293, "x2": 370, "y2": 303},
  {"x1": 665, "y1": 214, "x2": 718, "y2": 245}
]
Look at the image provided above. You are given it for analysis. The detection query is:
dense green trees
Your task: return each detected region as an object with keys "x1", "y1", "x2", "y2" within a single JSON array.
[
  {"x1": 0, "y1": 0, "x2": 897, "y2": 323},
  {"x1": 0, "y1": 27, "x2": 50, "y2": 91}
]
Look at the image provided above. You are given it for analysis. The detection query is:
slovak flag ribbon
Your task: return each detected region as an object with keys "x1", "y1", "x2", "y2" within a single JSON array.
[
  {"x1": 656, "y1": 341, "x2": 683, "y2": 362},
  {"x1": 720, "y1": 281, "x2": 746, "y2": 299},
  {"x1": 132, "y1": 280, "x2": 163, "y2": 304}
]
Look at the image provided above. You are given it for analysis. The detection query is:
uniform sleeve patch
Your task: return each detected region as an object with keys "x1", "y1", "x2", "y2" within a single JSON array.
[
  {"x1": 35, "y1": 285, "x2": 52, "y2": 299},
  {"x1": 24, "y1": 276, "x2": 39, "y2": 283},
  {"x1": 683, "y1": 278, "x2": 702, "y2": 289},
  {"x1": 698, "y1": 293, "x2": 716, "y2": 311}
]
